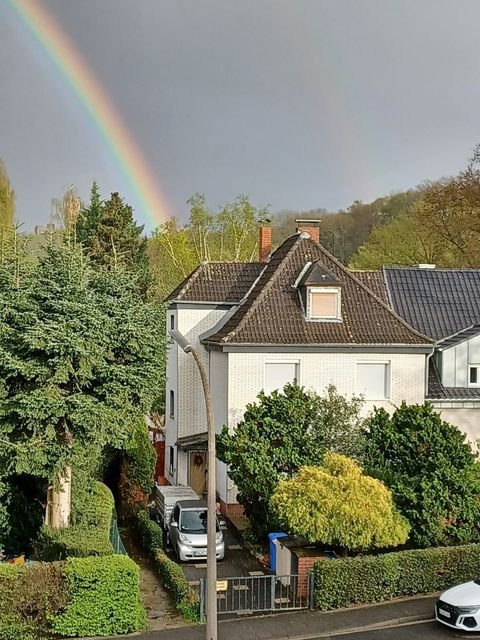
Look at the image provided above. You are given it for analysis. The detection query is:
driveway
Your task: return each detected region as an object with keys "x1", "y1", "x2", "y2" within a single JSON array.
[{"x1": 165, "y1": 520, "x2": 271, "y2": 582}]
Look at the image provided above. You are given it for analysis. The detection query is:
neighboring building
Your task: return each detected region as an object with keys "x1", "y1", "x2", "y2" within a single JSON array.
[
  {"x1": 34, "y1": 223, "x2": 56, "y2": 235},
  {"x1": 355, "y1": 266, "x2": 480, "y2": 442},
  {"x1": 164, "y1": 222, "x2": 434, "y2": 513}
]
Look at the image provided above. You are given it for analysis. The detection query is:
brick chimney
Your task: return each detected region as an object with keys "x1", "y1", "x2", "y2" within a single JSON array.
[
  {"x1": 296, "y1": 219, "x2": 321, "y2": 243},
  {"x1": 259, "y1": 224, "x2": 272, "y2": 262}
]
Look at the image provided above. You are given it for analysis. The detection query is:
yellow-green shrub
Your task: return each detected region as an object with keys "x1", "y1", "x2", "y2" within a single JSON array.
[{"x1": 271, "y1": 454, "x2": 410, "y2": 552}]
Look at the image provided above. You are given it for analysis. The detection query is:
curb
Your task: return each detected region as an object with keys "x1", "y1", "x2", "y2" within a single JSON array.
[{"x1": 273, "y1": 614, "x2": 435, "y2": 640}]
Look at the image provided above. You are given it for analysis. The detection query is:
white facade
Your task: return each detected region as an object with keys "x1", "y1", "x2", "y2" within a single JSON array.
[
  {"x1": 441, "y1": 334, "x2": 480, "y2": 388},
  {"x1": 165, "y1": 306, "x2": 428, "y2": 506},
  {"x1": 430, "y1": 334, "x2": 480, "y2": 444},
  {"x1": 165, "y1": 305, "x2": 227, "y2": 487}
]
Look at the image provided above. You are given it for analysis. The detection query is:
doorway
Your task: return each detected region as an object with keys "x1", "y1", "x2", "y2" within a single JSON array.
[{"x1": 188, "y1": 450, "x2": 207, "y2": 496}]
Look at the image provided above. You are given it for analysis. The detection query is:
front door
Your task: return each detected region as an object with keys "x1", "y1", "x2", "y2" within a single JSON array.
[{"x1": 189, "y1": 451, "x2": 207, "y2": 496}]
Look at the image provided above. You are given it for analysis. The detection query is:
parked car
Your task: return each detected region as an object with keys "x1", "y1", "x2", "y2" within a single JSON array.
[
  {"x1": 169, "y1": 499, "x2": 225, "y2": 562},
  {"x1": 436, "y1": 581, "x2": 480, "y2": 631}
]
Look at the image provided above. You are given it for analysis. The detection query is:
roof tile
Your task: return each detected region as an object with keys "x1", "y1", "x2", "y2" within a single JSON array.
[{"x1": 202, "y1": 235, "x2": 431, "y2": 346}]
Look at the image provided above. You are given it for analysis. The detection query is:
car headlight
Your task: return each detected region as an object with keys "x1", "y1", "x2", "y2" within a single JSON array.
[
  {"x1": 216, "y1": 532, "x2": 223, "y2": 543},
  {"x1": 179, "y1": 533, "x2": 192, "y2": 544},
  {"x1": 459, "y1": 606, "x2": 480, "y2": 614}
]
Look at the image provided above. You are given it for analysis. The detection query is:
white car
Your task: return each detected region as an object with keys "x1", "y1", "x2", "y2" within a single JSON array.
[{"x1": 436, "y1": 581, "x2": 480, "y2": 631}]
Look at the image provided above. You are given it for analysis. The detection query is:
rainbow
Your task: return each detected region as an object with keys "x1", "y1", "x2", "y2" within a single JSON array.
[{"x1": 7, "y1": 0, "x2": 171, "y2": 229}]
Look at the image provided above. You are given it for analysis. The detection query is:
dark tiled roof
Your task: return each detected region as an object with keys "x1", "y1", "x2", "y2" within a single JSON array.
[
  {"x1": 384, "y1": 267, "x2": 480, "y2": 340},
  {"x1": 351, "y1": 270, "x2": 389, "y2": 303},
  {"x1": 203, "y1": 234, "x2": 432, "y2": 347},
  {"x1": 298, "y1": 262, "x2": 341, "y2": 287},
  {"x1": 437, "y1": 324, "x2": 480, "y2": 350},
  {"x1": 166, "y1": 262, "x2": 263, "y2": 303},
  {"x1": 427, "y1": 359, "x2": 480, "y2": 400}
]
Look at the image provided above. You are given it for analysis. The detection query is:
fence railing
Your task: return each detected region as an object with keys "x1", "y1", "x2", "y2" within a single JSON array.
[
  {"x1": 199, "y1": 573, "x2": 313, "y2": 619},
  {"x1": 110, "y1": 510, "x2": 128, "y2": 555}
]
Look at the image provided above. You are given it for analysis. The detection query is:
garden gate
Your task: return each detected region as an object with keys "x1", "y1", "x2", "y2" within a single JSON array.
[{"x1": 199, "y1": 573, "x2": 314, "y2": 619}]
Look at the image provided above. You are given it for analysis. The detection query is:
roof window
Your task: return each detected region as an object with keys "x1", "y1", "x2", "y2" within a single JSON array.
[{"x1": 308, "y1": 287, "x2": 341, "y2": 321}]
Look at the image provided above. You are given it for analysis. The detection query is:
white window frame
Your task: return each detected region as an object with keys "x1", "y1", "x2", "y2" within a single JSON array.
[
  {"x1": 468, "y1": 364, "x2": 480, "y2": 388},
  {"x1": 263, "y1": 360, "x2": 300, "y2": 395},
  {"x1": 308, "y1": 287, "x2": 341, "y2": 321},
  {"x1": 356, "y1": 360, "x2": 391, "y2": 400},
  {"x1": 169, "y1": 389, "x2": 175, "y2": 419}
]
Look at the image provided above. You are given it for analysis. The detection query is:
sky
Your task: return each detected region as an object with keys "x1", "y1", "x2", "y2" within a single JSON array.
[{"x1": 1, "y1": 0, "x2": 480, "y2": 233}]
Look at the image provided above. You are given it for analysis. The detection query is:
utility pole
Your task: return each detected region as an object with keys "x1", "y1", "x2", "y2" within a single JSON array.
[{"x1": 170, "y1": 330, "x2": 217, "y2": 640}]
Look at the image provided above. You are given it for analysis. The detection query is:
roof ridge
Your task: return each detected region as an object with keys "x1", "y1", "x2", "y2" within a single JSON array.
[
  {"x1": 437, "y1": 323, "x2": 480, "y2": 345},
  {"x1": 307, "y1": 237, "x2": 434, "y2": 344},
  {"x1": 385, "y1": 266, "x2": 480, "y2": 273},
  {"x1": 220, "y1": 235, "x2": 302, "y2": 343},
  {"x1": 203, "y1": 260, "x2": 264, "y2": 265}
]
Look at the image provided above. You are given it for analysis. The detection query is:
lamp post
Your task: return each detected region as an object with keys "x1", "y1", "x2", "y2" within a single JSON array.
[{"x1": 169, "y1": 330, "x2": 217, "y2": 640}]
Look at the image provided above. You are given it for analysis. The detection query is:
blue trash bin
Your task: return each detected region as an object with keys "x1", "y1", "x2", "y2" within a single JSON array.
[{"x1": 268, "y1": 532, "x2": 288, "y2": 571}]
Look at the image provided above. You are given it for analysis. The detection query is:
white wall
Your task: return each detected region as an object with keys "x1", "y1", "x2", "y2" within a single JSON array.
[
  {"x1": 442, "y1": 335, "x2": 480, "y2": 387},
  {"x1": 436, "y1": 407, "x2": 480, "y2": 445},
  {"x1": 224, "y1": 350, "x2": 426, "y2": 503},
  {"x1": 210, "y1": 350, "x2": 229, "y2": 502},
  {"x1": 164, "y1": 306, "x2": 227, "y2": 485}
]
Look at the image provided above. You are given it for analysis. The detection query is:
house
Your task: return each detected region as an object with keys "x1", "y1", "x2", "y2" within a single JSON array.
[
  {"x1": 354, "y1": 266, "x2": 480, "y2": 443},
  {"x1": 164, "y1": 222, "x2": 434, "y2": 514}
]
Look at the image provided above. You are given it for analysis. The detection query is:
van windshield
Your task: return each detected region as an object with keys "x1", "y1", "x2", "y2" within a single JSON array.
[{"x1": 180, "y1": 510, "x2": 219, "y2": 534}]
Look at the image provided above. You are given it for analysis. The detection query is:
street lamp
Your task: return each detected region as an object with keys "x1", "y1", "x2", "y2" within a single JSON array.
[{"x1": 169, "y1": 330, "x2": 217, "y2": 640}]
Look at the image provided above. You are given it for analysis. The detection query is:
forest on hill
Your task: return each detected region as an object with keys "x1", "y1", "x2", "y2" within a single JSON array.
[{"x1": 2, "y1": 145, "x2": 480, "y2": 301}]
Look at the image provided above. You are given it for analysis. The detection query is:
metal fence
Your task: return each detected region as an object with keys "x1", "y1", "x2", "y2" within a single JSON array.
[
  {"x1": 110, "y1": 510, "x2": 128, "y2": 555},
  {"x1": 199, "y1": 573, "x2": 313, "y2": 619}
]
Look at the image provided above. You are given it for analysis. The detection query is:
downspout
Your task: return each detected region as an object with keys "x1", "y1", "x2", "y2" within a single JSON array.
[{"x1": 425, "y1": 348, "x2": 435, "y2": 398}]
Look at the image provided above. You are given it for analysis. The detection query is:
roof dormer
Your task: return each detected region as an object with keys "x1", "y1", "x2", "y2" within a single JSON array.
[{"x1": 296, "y1": 261, "x2": 343, "y2": 322}]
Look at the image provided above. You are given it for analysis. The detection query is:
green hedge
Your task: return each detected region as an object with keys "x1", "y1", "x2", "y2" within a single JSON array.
[
  {"x1": 52, "y1": 555, "x2": 146, "y2": 637},
  {"x1": 314, "y1": 543, "x2": 480, "y2": 610},
  {"x1": 136, "y1": 510, "x2": 164, "y2": 553},
  {"x1": 0, "y1": 614, "x2": 42, "y2": 640},
  {"x1": 154, "y1": 550, "x2": 200, "y2": 622},
  {"x1": 36, "y1": 525, "x2": 114, "y2": 561},
  {"x1": 36, "y1": 481, "x2": 115, "y2": 560}
]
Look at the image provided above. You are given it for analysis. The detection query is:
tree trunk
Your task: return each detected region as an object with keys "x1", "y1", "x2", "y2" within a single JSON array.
[{"x1": 45, "y1": 467, "x2": 72, "y2": 528}]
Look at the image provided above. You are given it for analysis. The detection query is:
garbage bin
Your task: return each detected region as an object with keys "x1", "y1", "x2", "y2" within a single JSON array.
[{"x1": 268, "y1": 532, "x2": 288, "y2": 571}]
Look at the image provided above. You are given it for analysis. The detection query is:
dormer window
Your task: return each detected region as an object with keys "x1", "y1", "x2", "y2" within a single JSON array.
[
  {"x1": 309, "y1": 287, "x2": 341, "y2": 320},
  {"x1": 295, "y1": 260, "x2": 343, "y2": 322}
]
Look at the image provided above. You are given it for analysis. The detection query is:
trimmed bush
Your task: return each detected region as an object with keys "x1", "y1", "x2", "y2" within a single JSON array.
[
  {"x1": 118, "y1": 421, "x2": 157, "y2": 517},
  {"x1": 36, "y1": 525, "x2": 114, "y2": 561},
  {"x1": 154, "y1": 550, "x2": 200, "y2": 622},
  {"x1": 52, "y1": 555, "x2": 146, "y2": 637},
  {"x1": 0, "y1": 562, "x2": 66, "y2": 639},
  {"x1": 136, "y1": 509, "x2": 163, "y2": 553},
  {"x1": 313, "y1": 543, "x2": 480, "y2": 610},
  {"x1": 0, "y1": 564, "x2": 23, "y2": 614},
  {"x1": 36, "y1": 481, "x2": 115, "y2": 560},
  {"x1": 0, "y1": 614, "x2": 40, "y2": 640}
]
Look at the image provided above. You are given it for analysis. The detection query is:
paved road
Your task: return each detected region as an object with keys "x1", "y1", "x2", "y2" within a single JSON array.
[{"x1": 321, "y1": 619, "x2": 478, "y2": 639}]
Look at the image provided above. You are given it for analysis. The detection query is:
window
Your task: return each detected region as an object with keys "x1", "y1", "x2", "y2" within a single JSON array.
[
  {"x1": 169, "y1": 389, "x2": 175, "y2": 419},
  {"x1": 469, "y1": 365, "x2": 480, "y2": 387},
  {"x1": 169, "y1": 446, "x2": 175, "y2": 474},
  {"x1": 308, "y1": 288, "x2": 341, "y2": 320},
  {"x1": 170, "y1": 314, "x2": 175, "y2": 330},
  {"x1": 356, "y1": 362, "x2": 390, "y2": 399},
  {"x1": 264, "y1": 362, "x2": 299, "y2": 395}
]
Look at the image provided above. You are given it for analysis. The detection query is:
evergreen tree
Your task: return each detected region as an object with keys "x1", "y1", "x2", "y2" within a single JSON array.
[
  {"x1": 77, "y1": 187, "x2": 148, "y2": 273},
  {"x1": 0, "y1": 241, "x2": 166, "y2": 531}
]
